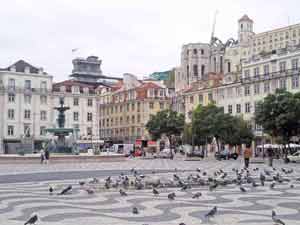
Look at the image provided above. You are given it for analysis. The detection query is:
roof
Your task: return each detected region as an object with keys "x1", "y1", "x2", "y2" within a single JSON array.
[
  {"x1": 0, "y1": 60, "x2": 47, "y2": 74},
  {"x1": 138, "y1": 82, "x2": 162, "y2": 89},
  {"x1": 238, "y1": 14, "x2": 253, "y2": 23}
]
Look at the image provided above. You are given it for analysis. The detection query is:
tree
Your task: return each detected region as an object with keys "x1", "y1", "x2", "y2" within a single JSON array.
[
  {"x1": 255, "y1": 89, "x2": 300, "y2": 159},
  {"x1": 192, "y1": 104, "x2": 253, "y2": 150},
  {"x1": 146, "y1": 109, "x2": 185, "y2": 142}
]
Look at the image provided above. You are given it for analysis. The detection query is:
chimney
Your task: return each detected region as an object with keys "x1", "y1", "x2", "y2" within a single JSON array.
[{"x1": 38, "y1": 67, "x2": 44, "y2": 74}]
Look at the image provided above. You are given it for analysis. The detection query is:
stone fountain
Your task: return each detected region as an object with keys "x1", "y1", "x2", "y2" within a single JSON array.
[{"x1": 46, "y1": 97, "x2": 79, "y2": 153}]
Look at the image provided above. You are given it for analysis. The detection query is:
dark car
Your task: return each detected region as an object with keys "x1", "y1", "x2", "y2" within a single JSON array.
[
  {"x1": 215, "y1": 151, "x2": 238, "y2": 160},
  {"x1": 186, "y1": 151, "x2": 204, "y2": 158}
]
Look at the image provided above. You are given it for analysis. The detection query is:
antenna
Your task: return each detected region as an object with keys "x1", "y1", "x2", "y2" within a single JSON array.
[{"x1": 210, "y1": 10, "x2": 218, "y2": 44}]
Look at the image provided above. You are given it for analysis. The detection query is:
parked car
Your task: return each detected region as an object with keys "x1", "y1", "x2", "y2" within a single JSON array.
[
  {"x1": 215, "y1": 151, "x2": 238, "y2": 160},
  {"x1": 154, "y1": 148, "x2": 172, "y2": 158},
  {"x1": 186, "y1": 150, "x2": 204, "y2": 158},
  {"x1": 286, "y1": 151, "x2": 300, "y2": 163}
]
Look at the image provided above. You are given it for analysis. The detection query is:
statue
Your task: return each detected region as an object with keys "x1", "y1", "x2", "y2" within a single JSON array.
[{"x1": 54, "y1": 97, "x2": 70, "y2": 128}]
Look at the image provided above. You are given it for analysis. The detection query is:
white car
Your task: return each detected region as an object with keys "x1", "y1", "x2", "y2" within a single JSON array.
[{"x1": 287, "y1": 151, "x2": 300, "y2": 163}]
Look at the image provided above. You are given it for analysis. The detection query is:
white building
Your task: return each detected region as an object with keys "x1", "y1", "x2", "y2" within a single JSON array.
[{"x1": 0, "y1": 60, "x2": 53, "y2": 154}]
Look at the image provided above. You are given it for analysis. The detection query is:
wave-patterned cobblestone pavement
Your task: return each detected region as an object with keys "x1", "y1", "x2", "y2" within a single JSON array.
[{"x1": 1, "y1": 166, "x2": 300, "y2": 225}]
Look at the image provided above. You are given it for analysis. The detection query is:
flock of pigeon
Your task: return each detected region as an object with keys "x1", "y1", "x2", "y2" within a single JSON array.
[{"x1": 23, "y1": 166, "x2": 298, "y2": 225}]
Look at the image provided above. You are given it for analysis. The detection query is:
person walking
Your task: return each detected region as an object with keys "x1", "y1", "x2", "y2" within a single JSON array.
[
  {"x1": 40, "y1": 149, "x2": 45, "y2": 164},
  {"x1": 244, "y1": 144, "x2": 252, "y2": 169},
  {"x1": 45, "y1": 149, "x2": 50, "y2": 164},
  {"x1": 267, "y1": 147, "x2": 274, "y2": 167}
]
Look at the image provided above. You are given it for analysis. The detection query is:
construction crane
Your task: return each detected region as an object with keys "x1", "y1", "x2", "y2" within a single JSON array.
[{"x1": 210, "y1": 10, "x2": 218, "y2": 44}]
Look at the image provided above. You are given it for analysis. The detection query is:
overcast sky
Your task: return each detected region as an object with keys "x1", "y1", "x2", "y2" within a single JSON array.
[{"x1": 0, "y1": 0, "x2": 300, "y2": 81}]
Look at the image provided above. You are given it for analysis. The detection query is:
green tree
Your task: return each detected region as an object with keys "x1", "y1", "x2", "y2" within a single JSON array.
[
  {"x1": 146, "y1": 109, "x2": 185, "y2": 142},
  {"x1": 255, "y1": 89, "x2": 300, "y2": 159}
]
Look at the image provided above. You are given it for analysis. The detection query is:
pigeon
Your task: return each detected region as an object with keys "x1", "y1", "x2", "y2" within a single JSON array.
[
  {"x1": 153, "y1": 188, "x2": 159, "y2": 195},
  {"x1": 270, "y1": 182, "x2": 276, "y2": 189},
  {"x1": 24, "y1": 214, "x2": 38, "y2": 225},
  {"x1": 168, "y1": 192, "x2": 176, "y2": 200},
  {"x1": 119, "y1": 189, "x2": 127, "y2": 196},
  {"x1": 205, "y1": 206, "x2": 217, "y2": 218},
  {"x1": 85, "y1": 187, "x2": 95, "y2": 194},
  {"x1": 132, "y1": 206, "x2": 139, "y2": 214},
  {"x1": 49, "y1": 186, "x2": 54, "y2": 194},
  {"x1": 260, "y1": 173, "x2": 266, "y2": 186},
  {"x1": 58, "y1": 185, "x2": 72, "y2": 195},
  {"x1": 240, "y1": 186, "x2": 247, "y2": 192},
  {"x1": 179, "y1": 223, "x2": 186, "y2": 225},
  {"x1": 192, "y1": 192, "x2": 202, "y2": 198},
  {"x1": 89, "y1": 178, "x2": 99, "y2": 184},
  {"x1": 196, "y1": 168, "x2": 201, "y2": 172},
  {"x1": 79, "y1": 181, "x2": 85, "y2": 186},
  {"x1": 272, "y1": 210, "x2": 285, "y2": 225},
  {"x1": 209, "y1": 182, "x2": 218, "y2": 191},
  {"x1": 290, "y1": 184, "x2": 294, "y2": 189},
  {"x1": 252, "y1": 181, "x2": 259, "y2": 187}
]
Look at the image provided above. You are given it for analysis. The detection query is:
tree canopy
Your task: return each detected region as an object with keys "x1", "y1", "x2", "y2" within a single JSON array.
[
  {"x1": 191, "y1": 104, "x2": 253, "y2": 149},
  {"x1": 255, "y1": 89, "x2": 300, "y2": 144},
  {"x1": 146, "y1": 109, "x2": 185, "y2": 140}
]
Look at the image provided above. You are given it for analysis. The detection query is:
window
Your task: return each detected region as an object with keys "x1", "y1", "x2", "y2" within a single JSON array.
[
  {"x1": 244, "y1": 85, "x2": 251, "y2": 96},
  {"x1": 236, "y1": 104, "x2": 241, "y2": 113},
  {"x1": 200, "y1": 49, "x2": 204, "y2": 55},
  {"x1": 40, "y1": 81, "x2": 47, "y2": 91},
  {"x1": 25, "y1": 80, "x2": 31, "y2": 90},
  {"x1": 24, "y1": 124, "x2": 30, "y2": 136},
  {"x1": 87, "y1": 99, "x2": 93, "y2": 107},
  {"x1": 228, "y1": 105, "x2": 232, "y2": 114},
  {"x1": 198, "y1": 94, "x2": 203, "y2": 103},
  {"x1": 244, "y1": 69, "x2": 250, "y2": 79},
  {"x1": 8, "y1": 93, "x2": 15, "y2": 102},
  {"x1": 8, "y1": 78, "x2": 15, "y2": 89},
  {"x1": 120, "y1": 117, "x2": 123, "y2": 125},
  {"x1": 159, "y1": 102, "x2": 164, "y2": 109},
  {"x1": 24, "y1": 95, "x2": 31, "y2": 104},
  {"x1": 40, "y1": 96, "x2": 47, "y2": 104},
  {"x1": 73, "y1": 112, "x2": 79, "y2": 121},
  {"x1": 254, "y1": 83, "x2": 260, "y2": 95},
  {"x1": 87, "y1": 112, "x2": 93, "y2": 121},
  {"x1": 263, "y1": 64, "x2": 269, "y2": 75},
  {"x1": 131, "y1": 115, "x2": 135, "y2": 124},
  {"x1": 119, "y1": 105, "x2": 123, "y2": 113},
  {"x1": 190, "y1": 96, "x2": 194, "y2": 103},
  {"x1": 279, "y1": 61, "x2": 286, "y2": 72},
  {"x1": 126, "y1": 116, "x2": 130, "y2": 123},
  {"x1": 279, "y1": 78, "x2": 286, "y2": 89},
  {"x1": 8, "y1": 109, "x2": 14, "y2": 120},
  {"x1": 24, "y1": 110, "x2": 31, "y2": 119},
  {"x1": 201, "y1": 65, "x2": 205, "y2": 76},
  {"x1": 149, "y1": 102, "x2": 154, "y2": 109},
  {"x1": 254, "y1": 67, "x2": 260, "y2": 77},
  {"x1": 137, "y1": 114, "x2": 141, "y2": 123},
  {"x1": 73, "y1": 98, "x2": 79, "y2": 106},
  {"x1": 111, "y1": 107, "x2": 114, "y2": 114},
  {"x1": 227, "y1": 62, "x2": 231, "y2": 73},
  {"x1": 40, "y1": 111, "x2": 47, "y2": 121},
  {"x1": 292, "y1": 76, "x2": 299, "y2": 89},
  {"x1": 193, "y1": 64, "x2": 198, "y2": 76},
  {"x1": 7, "y1": 125, "x2": 14, "y2": 136},
  {"x1": 126, "y1": 104, "x2": 130, "y2": 112},
  {"x1": 40, "y1": 126, "x2": 46, "y2": 136},
  {"x1": 87, "y1": 127, "x2": 92, "y2": 136},
  {"x1": 236, "y1": 87, "x2": 241, "y2": 97},
  {"x1": 264, "y1": 81, "x2": 270, "y2": 93},
  {"x1": 193, "y1": 48, "x2": 197, "y2": 55},
  {"x1": 292, "y1": 58, "x2": 299, "y2": 70},
  {"x1": 137, "y1": 102, "x2": 141, "y2": 112},
  {"x1": 131, "y1": 103, "x2": 135, "y2": 111},
  {"x1": 245, "y1": 102, "x2": 251, "y2": 113},
  {"x1": 208, "y1": 93, "x2": 213, "y2": 101}
]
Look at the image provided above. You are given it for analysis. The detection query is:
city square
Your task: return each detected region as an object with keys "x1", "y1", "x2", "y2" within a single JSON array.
[{"x1": 0, "y1": 157, "x2": 300, "y2": 225}]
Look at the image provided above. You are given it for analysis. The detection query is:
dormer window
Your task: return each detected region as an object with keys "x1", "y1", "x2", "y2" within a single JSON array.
[
  {"x1": 72, "y1": 86, "x2": 80, "y2": 94},
  {"x1": 60, "y1": 86, "x2": 66, "y2": 92},
  {"x1": 83, "y1": 87, "x2": 89, "y2": 94}
]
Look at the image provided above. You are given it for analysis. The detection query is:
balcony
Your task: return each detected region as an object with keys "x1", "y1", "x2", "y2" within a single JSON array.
[{"x1": 240, "y1": 69, "x2": 300, "y2": 84}]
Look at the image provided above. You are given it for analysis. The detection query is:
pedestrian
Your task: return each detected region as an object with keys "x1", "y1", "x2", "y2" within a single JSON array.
[
  {"x1": 244, "y1": 144, "x2": 252, "y2": 169},
  {"x1": 40, "y1": 149, "x2": 45, "y2": 164},
  {"x1": 45, "y1": 149, "x2": 50, "y2": 164},
  {"x1": 267, "y1": 147, "x2": 274, "y2": 167}
]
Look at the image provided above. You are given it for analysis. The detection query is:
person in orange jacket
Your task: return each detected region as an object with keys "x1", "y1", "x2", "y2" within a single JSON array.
[{"x1": 244, "y1": 144, "x2": 252, "y2": 169}]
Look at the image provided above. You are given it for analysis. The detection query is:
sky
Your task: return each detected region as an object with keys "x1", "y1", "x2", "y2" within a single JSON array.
[{"x1": 0, "y1": 0, "x2": 300, "y2": 81}]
